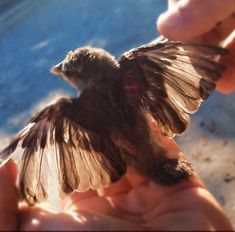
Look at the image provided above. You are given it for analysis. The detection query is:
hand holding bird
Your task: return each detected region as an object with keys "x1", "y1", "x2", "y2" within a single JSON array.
[
  {"x1": 0, "y1": 38, "x2": 228, "y2": 205},
  {"x1": 0, "y1": 135, "x2": 232, "y2": 230}
]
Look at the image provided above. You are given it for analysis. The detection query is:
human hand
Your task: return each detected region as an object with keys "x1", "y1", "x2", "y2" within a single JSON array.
[
  {"x1": 157, "y1": 0, "x2": 235, "y2": 94},
  {"x1": 0, "y1": 131, "x2": 233, "y2": 231}
]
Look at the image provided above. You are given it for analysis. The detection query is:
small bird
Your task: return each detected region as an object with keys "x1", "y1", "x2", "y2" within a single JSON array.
[{"x1": 0, "y1": 38, "x2": 228, "y2": 205}]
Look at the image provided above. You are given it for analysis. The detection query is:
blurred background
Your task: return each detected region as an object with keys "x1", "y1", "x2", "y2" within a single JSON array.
[{"x1": 0, "y1": 0, "x2": 234, "y2": 226}]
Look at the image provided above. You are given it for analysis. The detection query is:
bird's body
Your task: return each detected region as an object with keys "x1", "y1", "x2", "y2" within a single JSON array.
[{"x1": 0, "y1": 39, "x2": 228, "y2": 204}]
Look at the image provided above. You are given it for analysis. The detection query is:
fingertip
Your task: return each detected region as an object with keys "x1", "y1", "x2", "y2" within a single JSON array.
[
  {"x1": 157, "y1": 6, "x2": 194, "y2": 41},
  {"x1": 216, "y1": 73, "x2": 235, "y2": 94},
  {"x1": 0, "y1": 160, "x2": 19, "y2": 231},
  {"x1": 157, "y1": 11, "x2": 182, "y2": 40},
  {"x1": 5, "y1": 159, "x2": 18, "y2": 183},
  {"x1": 0, "y1": 160, "x2": 16, "y2": 185},
  {"x1": 0, "y1": 160, "x2": 18, "y2": 194}
]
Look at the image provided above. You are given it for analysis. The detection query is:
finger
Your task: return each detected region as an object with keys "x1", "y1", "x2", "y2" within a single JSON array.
[
  {"x1": 110, "y1": 158, "x2": 205, "y2": 218},
  {"x1": 201, "y1": 13, "x2": 235, "y2": 44},
  {"x1": 20, "y1": 207, "x2": 89, "y2": 230},
  {"x1": 63, "y1": 189, "x2": 99, "y2": 211},
  {"x1": 157, "y1": 0, "x2": 235, "y2": 41},
  {"x1": 98, "y1": 174, "x2": 132, "y2": 197},
  {"x1": 0, "y1": 160, "x2": 19, "y2": 231},
  {"x1": 217, "y1": 30, "x2": 235, "y2": 93},
  {"x1": 67, "y1": 190, "x2": 115, "y2": 215},
  {"x1": 66, "y1": 195, "x2": 114, "y2": 217},
  {"x1": 20, "y1": 206, "x2": 143, "y2": 231}
]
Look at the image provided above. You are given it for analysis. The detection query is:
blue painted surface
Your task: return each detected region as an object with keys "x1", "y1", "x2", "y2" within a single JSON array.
[{"x1": 0, "y1": 0, "x2": 166, "y2": 133}]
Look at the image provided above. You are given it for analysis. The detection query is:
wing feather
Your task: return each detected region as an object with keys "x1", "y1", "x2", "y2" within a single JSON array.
[{"x1": 0, "y1": 98, "x2": 127, "y2": 204}]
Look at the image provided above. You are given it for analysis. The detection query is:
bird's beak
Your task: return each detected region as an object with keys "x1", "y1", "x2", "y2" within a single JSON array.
[{"x1": 50, "y1": 63, "x2": 63, "y2": 77}]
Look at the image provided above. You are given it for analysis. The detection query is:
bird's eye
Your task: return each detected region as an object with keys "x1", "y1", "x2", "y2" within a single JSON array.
[
  {"x1": 63, "y1": 63, "x2": 68, "y2": 72},
  {"x1": 62, "y1": 63, "x2": 74, "y2": 76}
]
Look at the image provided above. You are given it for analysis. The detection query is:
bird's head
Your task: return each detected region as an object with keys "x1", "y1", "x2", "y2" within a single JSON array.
[{"x1": 50, "y1": 46, "x2": 118, "y2": 91}]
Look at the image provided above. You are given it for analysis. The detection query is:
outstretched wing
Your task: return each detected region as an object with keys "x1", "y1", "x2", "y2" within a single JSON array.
[
  {"x1": 119, "y1": 39, "x2": 228, "y2": 137},
  {"x1": 0, "y1": 98, "x2": 126, "y2": 205}
]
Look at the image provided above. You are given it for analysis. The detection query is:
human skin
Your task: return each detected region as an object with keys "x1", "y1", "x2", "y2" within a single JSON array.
[
  {"x1": 0, "y1": 128, "x2": 233, "y2": 231},
  {"x1": 157, "y1": 0, "x2": 235, "y2": 94}
]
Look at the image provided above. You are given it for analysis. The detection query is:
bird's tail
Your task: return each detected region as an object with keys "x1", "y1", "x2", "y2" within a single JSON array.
[{"x1": 134, "y1": 138, "x2": 193, "y2": 185}]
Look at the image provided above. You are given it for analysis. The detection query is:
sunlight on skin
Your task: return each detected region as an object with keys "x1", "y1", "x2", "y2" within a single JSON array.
[
  {"x1": 157, "y1": 0, "x2": 235, "y2": 42},
  {"x1": 0, "y1": 161, "x2": 19, "y2": 231},
  {"x1": 31, "y1": 218, "x2": 39, "y2": 225},
  {"x1": 157, "y1": 0, "x2": 235, "y2": 94},
  {"x1": 0, "y1": 127, "x2": 233, "y2": 230},
  {"x1": 66, "y1": 169, "x2": 232, "y2": 230},
  {"x1": 67, "y1": 211, "x2": 87, "y2": 223}
]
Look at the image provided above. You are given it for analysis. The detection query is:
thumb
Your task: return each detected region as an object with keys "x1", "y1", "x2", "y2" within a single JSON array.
[
  {"x1": 157, "y1": 0, "x2": 235, "y2": 41},
  {"x1": 0, "y1": 160, "x2": 19, "y2": 231}
]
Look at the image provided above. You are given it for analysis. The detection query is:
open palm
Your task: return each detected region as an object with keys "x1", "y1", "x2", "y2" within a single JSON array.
[{"x1": 0, "y1": 130, "x2": 232, "y2": 231}]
